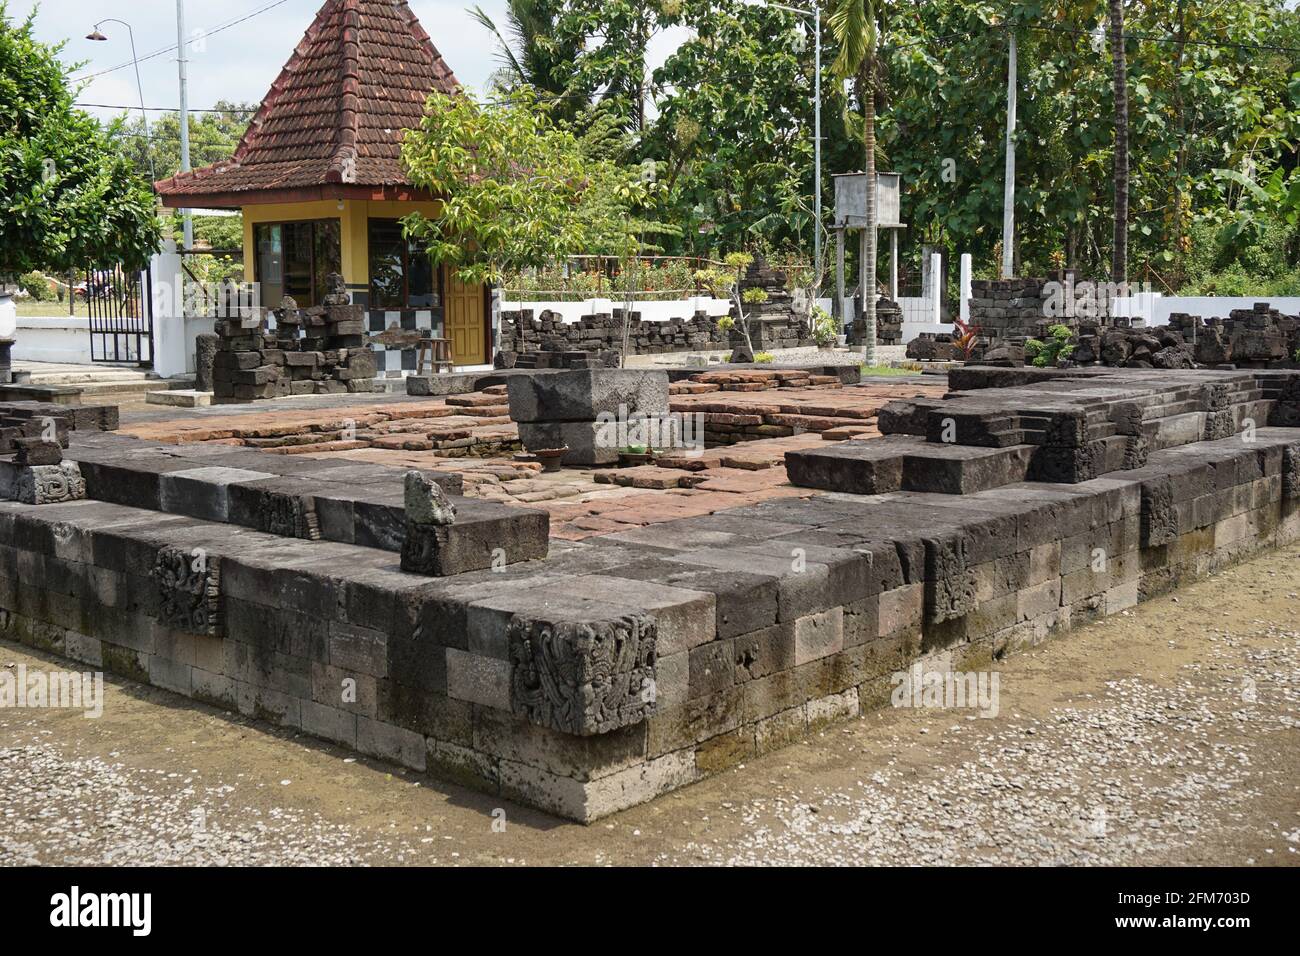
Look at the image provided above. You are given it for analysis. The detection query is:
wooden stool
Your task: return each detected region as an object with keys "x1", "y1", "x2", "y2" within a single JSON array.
[{"x1": 417, "y1": 336, "x2": 454, "y2": 374}]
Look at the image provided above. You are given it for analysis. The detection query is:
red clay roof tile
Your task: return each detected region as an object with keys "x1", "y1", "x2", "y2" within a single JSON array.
[{"x1": 154, "y1": 0, "x2": 457, "y2": 200}]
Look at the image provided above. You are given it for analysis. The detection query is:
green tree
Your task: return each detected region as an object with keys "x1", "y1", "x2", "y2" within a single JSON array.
[
  {"x1": 0, "y1": 3, "x2": 160, "y2": 276},
  {"x1": 647, "y1": 1, "x2": 824, "y2": 256},
  {"x1": 553, "y1": 0, "x2": 661, "y2": 131},
  {"x1": 469, "y1": 0, "x2": 584, "y2": 114},
  {"x1": 112, "y1": 100, "x2": 255, "y2": 182},
  {"x1": 1109, "y1": 0, "x2": 1129, "y2": 284},
  {"x1": 401, "y1": 88, "x2": 661, "y2": 325}
]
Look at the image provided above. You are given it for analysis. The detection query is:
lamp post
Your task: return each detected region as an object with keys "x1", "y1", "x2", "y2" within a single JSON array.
[
  {"x1": 742, "y1": 0, "x2": 822, "y2": 284},
  {"x1": 86, "y1": 19, "x2": 156, "y2": 182}
]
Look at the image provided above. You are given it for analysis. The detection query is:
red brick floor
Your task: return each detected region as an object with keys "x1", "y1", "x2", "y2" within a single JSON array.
[{"x1": 120, "y1": 376, "x2": 946, "y2": 541}]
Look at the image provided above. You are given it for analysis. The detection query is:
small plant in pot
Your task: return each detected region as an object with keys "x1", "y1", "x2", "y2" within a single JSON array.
[
  {"x1": 618, "y1": 442, "x2": 654, "y2": 467},
  {"x1": 811, "y1": 307, "x2": 839, "y2": 350},
  {"x1": 529, "y1": 447, "x2": 567, "y2": 472}
]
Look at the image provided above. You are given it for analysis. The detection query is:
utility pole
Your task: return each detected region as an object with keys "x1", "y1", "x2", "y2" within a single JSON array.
[
  {"x1": 177, "y1": 0, "x2": 193, "y2": 251},
  {"x1": 1001, "y1": 30, "x2": 1016, "y2": 279}
]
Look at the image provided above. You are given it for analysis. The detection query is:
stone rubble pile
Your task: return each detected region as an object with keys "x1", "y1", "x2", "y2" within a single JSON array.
[
  {"x1": 847, "y1": 295, "x2": 904, "y2": 347},
  {"x1": 212, "y1": 275, "x2": 377, "y2": 404},
  {"x1": 497, "y1": 255, "x2": 822, "y2": 363},
  {"x1": 1166, "y1": 302, "x2": 1300, "y2": 367}
]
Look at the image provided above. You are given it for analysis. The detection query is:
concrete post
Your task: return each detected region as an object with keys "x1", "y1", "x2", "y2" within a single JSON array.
[
  {"x1": 150, "y1": 241, "x2": 187, "y2": 378},
  {"x1": 890, "y1": 229, "x2": 899, "y2": 300},
  {"x1": 930, "y1": 252, "x2": 942, "y2": 325},
  {"x1": 835, "y1": 225, "x2": 846, "y2": 329},
  {"x1": 960, "y1": 253, "x2": 972, "y2": 324},
  {"x1": 0, "y1": 290, "x2": 14, "y2": 384}
]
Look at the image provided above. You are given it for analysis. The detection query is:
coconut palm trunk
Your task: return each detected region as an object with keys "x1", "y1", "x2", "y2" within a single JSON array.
[
  {"x1": 861, "y1": 63, "x2": 877, "y2": 366},
  {"x1": 1109, "y1": 0, "x2": 1129, "y2": 286}
]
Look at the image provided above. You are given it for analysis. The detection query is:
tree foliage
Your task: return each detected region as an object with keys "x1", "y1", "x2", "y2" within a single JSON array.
[
  {"x1": 400, "y1": 88, "x2": 663, "y2": 284},
  {"x1": 111, "y1": 101, "x2": 255, "y2": 183},
  {"x1": 468, "y1": 0, "x2": 1300, "y2": 289},
  {"x1": 0, "y1": 3, "x2": 160, "y2": 276}
]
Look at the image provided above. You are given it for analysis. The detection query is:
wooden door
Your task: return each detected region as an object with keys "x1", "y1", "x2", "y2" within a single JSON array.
[{"x1": 444, "y1": 270, "x2": 485, "y2": 365}]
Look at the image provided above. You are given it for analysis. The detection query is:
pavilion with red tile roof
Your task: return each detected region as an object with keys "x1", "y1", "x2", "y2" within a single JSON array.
[{"x1": 154, "y1": 0, "x2": 489, "y2": 367}]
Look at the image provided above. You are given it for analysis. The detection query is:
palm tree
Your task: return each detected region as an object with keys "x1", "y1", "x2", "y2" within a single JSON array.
[
  {"x1": 1109, "y1": 0, "x2": 1128, "y2": 285},
  {"x1": 469, "y1": 1, "x2": 583, "y2": 116},
  {"x1": 829, "y1": 0, "x2": 878, "y2": 366}
]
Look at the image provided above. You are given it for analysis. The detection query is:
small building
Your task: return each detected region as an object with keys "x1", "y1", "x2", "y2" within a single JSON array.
[{"x1": 153, "y1": 0, "x2": 491, "y2": 369}]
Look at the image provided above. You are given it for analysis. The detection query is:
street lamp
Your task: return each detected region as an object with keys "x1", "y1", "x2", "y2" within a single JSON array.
[
  {"x1": 87, "y1": 19, "x2": 156, "y2": 182},
  {"x1": 742, "y1": 0, "x2": 822, "y2": 283}
]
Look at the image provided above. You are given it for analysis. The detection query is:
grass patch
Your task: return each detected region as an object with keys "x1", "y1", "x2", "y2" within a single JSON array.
[
  {"x1": 859, "y1": 364, "x2": 913, "y2": 376},
  {"x1": 15, "y1": 301, "x2": 91, "y2": 318}
]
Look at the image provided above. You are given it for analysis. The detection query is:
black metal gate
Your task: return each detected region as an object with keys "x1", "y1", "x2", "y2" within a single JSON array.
[{"x1": 85, "y1": 266, "x2": 153, "y2": 367}]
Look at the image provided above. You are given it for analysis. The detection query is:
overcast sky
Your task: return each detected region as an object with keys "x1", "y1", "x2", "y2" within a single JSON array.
[{"x1": 21, "y1": 0, "x2": 687, "y2": 124}]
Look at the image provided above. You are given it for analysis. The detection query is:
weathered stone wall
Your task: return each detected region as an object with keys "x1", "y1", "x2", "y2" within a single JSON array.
[
  {"x1": 3, "y1": 369, "x2": 1300, "y2": 821},
  {"x1": 213, "y1": 293, "x2": 377, "y2": 404},
  {"x1": 4, "y1": 420, "x2": 1299, "y2": 820},
  {"x1": 498, "y1": 308, "x2": 818, "y2": 356},
  {"x1": 969, "y1": 275, "x2": 1123, "y2": 341}
]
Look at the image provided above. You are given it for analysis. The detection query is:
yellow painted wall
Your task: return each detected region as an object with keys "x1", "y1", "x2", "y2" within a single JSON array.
[{"x1": 241, "y1": 198, "x2": 444, "y2": 287}]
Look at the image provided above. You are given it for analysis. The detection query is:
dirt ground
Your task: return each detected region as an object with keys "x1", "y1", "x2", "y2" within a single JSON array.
[{"x1": 2, "y1": 544, "x2": 1297, "y2": 867}]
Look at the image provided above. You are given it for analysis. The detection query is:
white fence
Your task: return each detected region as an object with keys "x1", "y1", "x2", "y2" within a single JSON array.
[{"x1": 1113, "y1": 293, "x2": 1300, "y2": 327}]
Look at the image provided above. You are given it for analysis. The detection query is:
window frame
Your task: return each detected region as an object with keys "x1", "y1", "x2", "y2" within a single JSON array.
[
  {"x1": 252, "y1": 217, "x2": 341, "y2": 308},
  {"x1": 367, "y1": 217, "x2": 441, "y2": 311}
]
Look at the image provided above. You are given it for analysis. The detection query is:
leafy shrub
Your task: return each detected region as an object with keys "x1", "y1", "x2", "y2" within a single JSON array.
[
  {"x1": 18, "y1": 271, "x2": 54, "y2": 300},
  {"x1": 754, "y1": 351, "x2": 775, "y2": 363},
  {"x1": 811, "y1": 305, "x2": 838, "y2": 346},
  {"x1": 1026, "y1": 325, "x2": 1075, "y2": 367}
]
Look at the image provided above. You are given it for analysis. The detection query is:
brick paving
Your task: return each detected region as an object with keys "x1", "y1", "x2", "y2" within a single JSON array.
[{"x1": 119, "y1": 375, "x2": 946, "y2": 541}]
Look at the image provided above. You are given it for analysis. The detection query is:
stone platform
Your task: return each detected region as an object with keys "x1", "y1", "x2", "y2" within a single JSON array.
[{"x1": 4, "y1": 368, "x2": 1300, "y2": 821}]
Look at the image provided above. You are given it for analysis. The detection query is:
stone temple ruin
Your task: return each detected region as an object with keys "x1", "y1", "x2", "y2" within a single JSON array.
[{"x1": 3, "y1": 362, "x2": 1300, "y2": 821}]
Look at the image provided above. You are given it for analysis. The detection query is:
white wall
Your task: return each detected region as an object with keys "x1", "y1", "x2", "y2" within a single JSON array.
[
  {"x1": 12, "y1": 317, "x2": 93, "y2": 365},
  {"x1": 1112, "y1": 293, "x2": 1300, "y2": 327}
]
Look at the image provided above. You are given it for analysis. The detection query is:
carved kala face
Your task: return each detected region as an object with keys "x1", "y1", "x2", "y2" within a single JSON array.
[{"x1": 507, "y1": 613, "x2": 658, "y2": 736}]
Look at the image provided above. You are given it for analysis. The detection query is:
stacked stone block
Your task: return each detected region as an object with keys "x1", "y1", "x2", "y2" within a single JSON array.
[
  {"x1": 848, "y1": 295, "x2": 904, "y2": 346},
  {"x1": 0, "y1": 400, "x2": 117, "y2": 506},
  {"x1": 507, "y1": 369, "x2": 676, "y2": 466},
  {"x1": 1166, "y1": 302, "x2": 1300, "y2": 368},
  {"x1": 969, "y1": 275, "x2": 1126, "y2": 342},
  {"x1": 212, "y1": 296, "x2": 378, "y2": 404}
]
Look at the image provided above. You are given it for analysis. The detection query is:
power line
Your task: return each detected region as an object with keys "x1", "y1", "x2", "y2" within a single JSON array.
[
  {"x1": 70, "y1": 0, "x2": 297, "y2": 81},
  {"x1": 76, "y1": 103, "x2": 257, "y2": 113}
]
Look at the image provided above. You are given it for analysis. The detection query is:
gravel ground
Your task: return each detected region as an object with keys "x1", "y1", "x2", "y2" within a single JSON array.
[{"x1": 1, "y1": 547, "x2": 1297, "y2": 867}]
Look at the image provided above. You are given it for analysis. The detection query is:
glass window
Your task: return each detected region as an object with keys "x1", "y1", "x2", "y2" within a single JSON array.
[
  {"x1": 368, "y1": 218, "x2": 437, "y2": 309},
  {"x1": 368, "y1": 219, "x2": 406, "y2": 310},
  {"x1": 252, "y1": 219, "x2": 340, "y2": 307}
]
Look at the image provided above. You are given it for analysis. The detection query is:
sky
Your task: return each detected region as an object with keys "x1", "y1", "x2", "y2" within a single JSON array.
[{"x1": 21, "y1": 0, "x2": 689, "y2": 124}]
